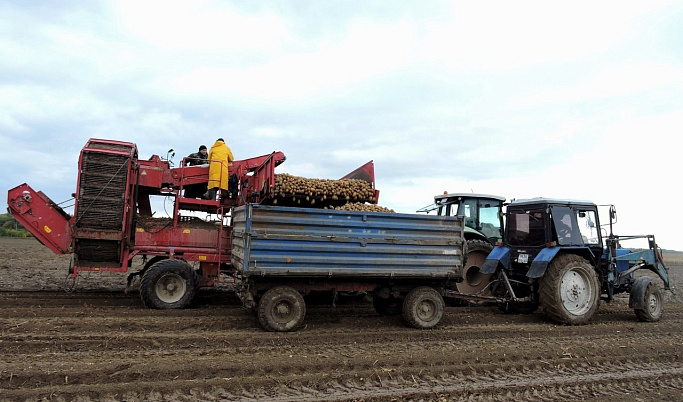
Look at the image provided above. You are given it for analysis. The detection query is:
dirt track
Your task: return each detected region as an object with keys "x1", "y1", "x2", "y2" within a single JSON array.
[{"x1": 2, "y1": 238, "x2": 683, "y2": 401}]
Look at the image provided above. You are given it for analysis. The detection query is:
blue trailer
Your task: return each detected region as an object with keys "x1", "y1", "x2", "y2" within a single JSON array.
[{"x1": 231, "y1": 204, "x2": 466, "y2": 331}]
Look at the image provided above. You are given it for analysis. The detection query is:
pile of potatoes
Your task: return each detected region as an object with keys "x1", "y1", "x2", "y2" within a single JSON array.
[
  {"x1": 332, "y1": 202, "x2": 395, "y2": 213},
  {"x1": 273, "y1": 173, "x2": 377, "y2": 207}
]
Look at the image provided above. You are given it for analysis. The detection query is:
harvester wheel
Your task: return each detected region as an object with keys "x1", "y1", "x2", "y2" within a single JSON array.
[
  {"x1": 539, "y1": 254, "x2": 599, "y2": 325},
  {"x1": 140, "y1": 259, "x2": 199, "y2": 309},
  {"x1": 402, "y1": 286, "x2": 444, "y2": 329},
  {"x1": 633, "y1": 281, "x2": 663, "y2": 322},
  {"x1": 457, "y1": 239, "x2": 494, "y2": 296},
  {"x1": 258, "y1": 286, "x2": 306, "y2": 332}
]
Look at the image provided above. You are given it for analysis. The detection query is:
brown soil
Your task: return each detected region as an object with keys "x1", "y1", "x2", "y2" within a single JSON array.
[{"x1": 1, "y1": 237, "x2": 682, "y2": 402}]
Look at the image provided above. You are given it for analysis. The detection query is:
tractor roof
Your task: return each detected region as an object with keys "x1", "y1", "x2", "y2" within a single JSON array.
[
  {"x1": 508, "y1": 197, "x2": 596, "y2": 208},
  {"x1": 435, "y1": 193, "x2": 506, "y2": 203}
]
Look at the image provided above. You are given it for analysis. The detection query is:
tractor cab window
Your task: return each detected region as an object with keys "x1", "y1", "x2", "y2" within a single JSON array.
[
  {"x1": 507, "y1": 208, "x2": 546, "y2": 246},
  {"x1": 576, "y1": 209, "x2": 600, "y2": 245},
  {"x1": 456, "y1": 199, "x2": 478, "y2": 229},
  {"x1": 479, "y1": 202, "x2": 503, "y2": 243},
  {"x1": 551, "y1": 206, "x2": 582, "y2": 246}
]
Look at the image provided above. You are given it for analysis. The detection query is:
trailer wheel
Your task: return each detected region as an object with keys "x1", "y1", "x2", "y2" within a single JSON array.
[
  {"x1": 140, "y1": 259, "x2": 198, "y2": 309},
  {"x1": 258, "y1": 286, "x2": 306, "y2": 332},
  {"x1": 539, "y1": 254, "x2": 599, "y2": 325},
  {"x1": 402, "y1": 286, "x2": 444, "y2": 329},
  {"x1": 633, "y1": 282, "x2": 663, "y2": 322}
]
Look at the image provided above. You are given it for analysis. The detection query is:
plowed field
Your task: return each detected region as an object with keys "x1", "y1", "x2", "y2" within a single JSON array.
[{"x1": 1, "y1": 238, "x2": 682, "y2": 401}]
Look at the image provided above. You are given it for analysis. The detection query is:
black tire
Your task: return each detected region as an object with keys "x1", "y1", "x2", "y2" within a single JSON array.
[
  {"x1": 457, "y1": 239, "x2": 494, "y2": 296},
  {"x1": 373, "y1": 294, "x2": 403, "y2": 316},
  {"x1": 140, "y1": 259, "x2": 199, "y2": 309},
  {"x1": 258, "y1": 286, "x2": 306, "y2": 332},
  {"x1": 402, "y1": 286, "x2": 445, "y2": 329},
  {"x1": 539, "y1": 254, "x2": 599, "y2": 325},
  {"x1": 634, "y1": 282, "x2": 663, "y2": 322}
]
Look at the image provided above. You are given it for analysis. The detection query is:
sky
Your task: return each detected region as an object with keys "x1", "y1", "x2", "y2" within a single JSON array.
[{"x1": 1, "y1": 1, "x2": 682, "y2": 250}]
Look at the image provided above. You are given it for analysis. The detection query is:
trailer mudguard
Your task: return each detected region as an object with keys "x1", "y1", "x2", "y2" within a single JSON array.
[
  {"x1": 526, "y1": 246, "x2": 561, "y2": 278},
  {"x1": 629, "y1": 276, "x2": 654, "y2": 310},
  {"x1": 480, "y1": 246, "x2": 509, "y2": 274}
]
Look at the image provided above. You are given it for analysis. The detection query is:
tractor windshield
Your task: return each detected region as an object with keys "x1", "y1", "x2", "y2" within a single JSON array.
[
  {"x1": 550, "y1": 206, "x2": 600, "y2": 246},
  {"x1": 506, "y1": 208, "x2": 546, "y2": 246}
]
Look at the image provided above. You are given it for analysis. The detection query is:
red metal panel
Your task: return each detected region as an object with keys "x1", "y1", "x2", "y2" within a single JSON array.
[
  {"x1": 340, "y1": 160, "x2": 379, "y2": 203},
  {"x1": 7, "y1": 184, "x2": 73, "y2": 255},
  {"x1": 137, "y1": 159, "x2": 167, "y2": 188},
  {"x1": 133, "y1": 224, "x2": 224, "y2": 250}
]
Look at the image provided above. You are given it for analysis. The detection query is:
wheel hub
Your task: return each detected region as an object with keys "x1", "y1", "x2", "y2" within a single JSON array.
[
  {"x1": 648, "y1": 294, "x2": 659, "y2": 313},
  {"x1": 155, "y1": 273, "x2": 187, "y2": 304},
  {"x1": 560, "y1": 269, "x2": 592, "y2": 316},
  {"x1": 277, "y1": 303, "x2": 291, "y2": 315},
  {"x1": 417, "y1": 300, "x2": 436, "y2": 320}
]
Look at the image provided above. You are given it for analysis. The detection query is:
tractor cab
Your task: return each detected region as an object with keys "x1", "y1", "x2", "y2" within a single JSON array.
[
  {"x1": 481, "y1": 197, "x2": 672, "y2": 325},
  {"x1": 418, "y1": 193, "x2": 505, "y2": 244},
  {"x1": 503, "y1": 198, "x2": 604, "y2": 274}
]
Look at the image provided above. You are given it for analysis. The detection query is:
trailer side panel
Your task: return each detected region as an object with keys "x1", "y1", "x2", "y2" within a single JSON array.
[{"x1": 231, "y1": 204, "x2": 464, "y2": 279}]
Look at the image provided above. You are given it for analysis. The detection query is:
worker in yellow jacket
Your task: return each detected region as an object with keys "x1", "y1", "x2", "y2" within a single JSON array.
[{"x1": 207, "y1": 138, "x2": 234, "y2": 200}]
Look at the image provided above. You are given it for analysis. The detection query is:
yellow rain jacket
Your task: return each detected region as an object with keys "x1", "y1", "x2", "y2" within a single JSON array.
[{"x1": 208, "y1": 139, "x2": 234, "y2": 190}]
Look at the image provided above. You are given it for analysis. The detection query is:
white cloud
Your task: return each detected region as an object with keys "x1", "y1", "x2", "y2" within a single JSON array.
[
  {"x1": 517, "y1": 63, "x2": 683, "y2": 107},
  {"x1": 422, "y1": 1, "x2": 668, "y2": 72},
  {"x1": 110, "y1": 0, "x2": 290, "y2": 52}
]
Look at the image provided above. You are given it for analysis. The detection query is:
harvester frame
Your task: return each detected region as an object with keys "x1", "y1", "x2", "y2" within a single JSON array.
[{"x1": 7, "y1": 138, "x2": 379, "y2": 310}]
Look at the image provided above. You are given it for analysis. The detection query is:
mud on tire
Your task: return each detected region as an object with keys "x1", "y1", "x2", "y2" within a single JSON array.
[
  {"x1": 539, "y1": 254, "x2": 599, "y2": 325},
  {"x1": 140, "y1": 259, "x2": 199, "y2": 309}
]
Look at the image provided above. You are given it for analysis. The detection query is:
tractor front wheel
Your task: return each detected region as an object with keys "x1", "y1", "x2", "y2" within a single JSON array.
[
  {"x1": 633, "y1": 281, "x2": 663, "y2": 322},
  {"x1": 539, "y1": 254, "x2": 599, "y2": 325}
]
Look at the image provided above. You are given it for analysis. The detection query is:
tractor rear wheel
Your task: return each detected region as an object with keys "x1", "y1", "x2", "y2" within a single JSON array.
[
  {"x1": 457, "y1": 240, "x2": 494, "y2": 296},
  {"x1": 402, "y1": 286, "x2": 445, "y2": 329},
  {"x1": 634, "y1": 282, "x2": 663, "y2": 322},
  {"x1": 258, "y1": 286, "x2": 306, "y2": 332},
  {"x1": 539, "y1": 254, "x2": 599, "y2": 325},
  {"x1": 140, "y1": 259, "x2": 199, "y2": 309}
]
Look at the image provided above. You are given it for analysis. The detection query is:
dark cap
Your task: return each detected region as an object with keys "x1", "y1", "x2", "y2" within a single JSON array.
[
  {"x1": 217, "y1": 138, "x2": 224, "y2": 142},
  {"x1": 199, "y1": 145, "x2": 207, "y2": 151}
]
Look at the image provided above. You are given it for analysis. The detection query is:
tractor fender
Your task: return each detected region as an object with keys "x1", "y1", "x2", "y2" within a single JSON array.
[
  {"x1": 480, "y1": 246, "x2": 509, "y2": 274},
  {"x1": 526, "y1": 247, "x2": 561, "y2": 278},
  {"x1": 629, "y1": 276, "x2": 654, "y2": 310}
]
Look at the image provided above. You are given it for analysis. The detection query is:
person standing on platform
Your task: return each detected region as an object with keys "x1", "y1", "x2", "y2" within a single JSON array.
[{"x1": 206, "y1": 138, "x2": 234, "y2": 200}]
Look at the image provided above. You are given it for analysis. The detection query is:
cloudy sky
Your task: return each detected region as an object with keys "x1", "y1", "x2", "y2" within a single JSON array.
[{"x1": 1, "y1": 1, "x2": 682, "y2": 250}]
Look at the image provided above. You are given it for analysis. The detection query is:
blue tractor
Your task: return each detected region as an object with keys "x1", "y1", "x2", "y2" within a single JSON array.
[
  {"x1": 418, "y1": 193, "x2": 505, "y2": 295},
  {"x1": 480, "y1": 198, "x2": 672, "y2": 324}
]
